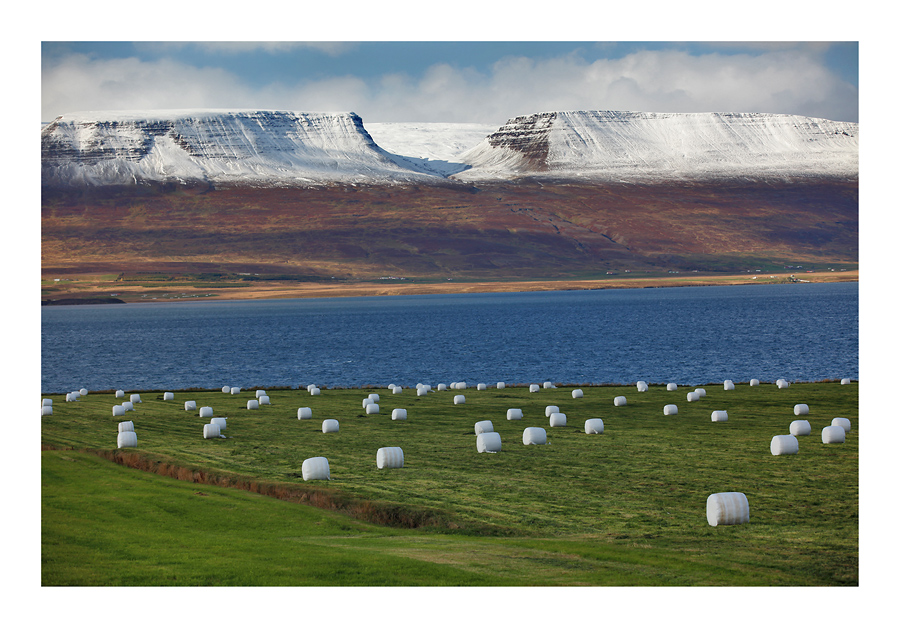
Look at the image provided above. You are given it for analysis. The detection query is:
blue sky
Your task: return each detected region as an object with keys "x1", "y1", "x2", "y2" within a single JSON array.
[{"x1": 41, "y1": 40, "x2": 859, "y2": 125}]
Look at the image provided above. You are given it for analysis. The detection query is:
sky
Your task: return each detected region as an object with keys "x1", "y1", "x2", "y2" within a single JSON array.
[{"x1": 41, "y1": 40, "x2": 859, "y2": 126}]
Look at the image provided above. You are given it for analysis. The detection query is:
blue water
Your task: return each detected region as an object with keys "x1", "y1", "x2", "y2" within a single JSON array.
[{"x1": 40, "y1": 282, "x2": 858, "y2": 393}]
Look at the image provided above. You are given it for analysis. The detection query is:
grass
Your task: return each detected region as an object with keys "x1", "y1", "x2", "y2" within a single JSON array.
[{"x1": 41, "y1": 381, "x2": 858, "y2": 586}]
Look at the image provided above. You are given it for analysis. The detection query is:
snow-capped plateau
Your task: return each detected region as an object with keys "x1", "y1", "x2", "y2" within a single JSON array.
[{"x1": 41, "y1": 109, "x2": 858, "y2": 187}]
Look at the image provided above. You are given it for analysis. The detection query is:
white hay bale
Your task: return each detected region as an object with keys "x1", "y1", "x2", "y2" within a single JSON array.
[
  {"x1": 112, "y1": 405, "x2": 125, "y2": 417},
  {"x1": 362, "y1": 398, "x2": 372, "y2": 409},
  {"x1": 456, "y1": 382, "x2": 467, "y2": 390},
  {"x1": 793, "y1": 404, "x2": 809, "y2": 416},
  {"x1": 453, "y1": 395, "x2": 465, "y2": 405},
  {"x1": 163, "y1": 392, "x2": 174, "y2": 401},
  {"x1": 301, "y1": 457, "x2": 330, "y2": 481},
  {"x1": 584, "y1": 418, "x2": 604, "y2": 434},
  {"x1": 523, "y1": 427, "x2": 547, "y2": 445},
  {"x1": 310, "y1": 387, "x2": 321, "y2": 395},
  {"x1": 777, "y1": 379, "x2": 790, "y2": 389},
  {"x1": 687, "y1": 391, "x2": 700, "y2": 402},
  {"x1": 831, "y1": 417, "x2": 852, "y2": 433},
  {"x1": 184, "y1": 400, "x2": 196, "y2": 411},
  {"x1": 259, "y1": 395, "x2": 270, "y2": 405},
  {"x1": 750, "y1": 379, "x2": 760, "y2": 387},
  {"x1": 667, "y1": 383, "x2": 678, "y2": 391},
  {"x1": 203, "y1": 423, "x2": 220, "y2": 439},
  {"x1": 706, "y1": 492, "x2": 749, "y2": 527},
  {"x1": 130, "y1": 393, "x2": 141, "y2": 403},
  {"x1": 395, "y1": 386, "x2": 405, "y2": 394},
  {"x1": 117, "y1": 420, "x2": 134, "y2": 433},
  {"x1": 230, "y1": 387, "x2": 241, "y2": 395},
  {"x1": 636, "y1": 381, "x2": 648, "y2": 392},
  {"x1": 770, "y1": 434, "x2": 799, "y2": 456},
  {"x1": 822, "y1": 425, "x2": 846, "y2": 444},
  {"x1": 711, "y1": 410, "x2": 728, "y2": 422},
  {"x1": 507, "y1": 408, "x2": 523, "y2": 421},
  {"x1": 437, "y1": 383, "x2": 447, "y2": 391},
  {"x1": 43, "y1": 398, "x2": 52, "y2": 407},
  {"x1": 222, "y1": 386, "x2": 231, "y2": 393},
  {"x1": 549, "y1": 412, "x2": 567, "y2": 427},
  {"x1": 543, "y1": 381, "x2": 554, "y2": 389},
  {"x1": 529, "y1": 384, "x2": 540, "y2": 393},
  {"x1": 41, "y1": 404, "x2": 53, "y2": 415},
  {"x1": 65, "y1": 392, "x2": 77, "y2": 402},
  {"x1": 497, "y1": 382, "x2": 506, "y2": 389},
  {"x1": 614, "y1": 396, "x2": 627, "y2": 407},
  {"x1": 416, "y1": 387, "x2": 428, "y2": 396},
  {"x1": 247, "y1": 399, "x2": 259, "y2": 410},
  {"x1": 724, "y1": 380, "x2": 735, "y2": 391},
  {"x1": 80, "y1": 388, "x2": 88, "y2": 396},
  {"x1": 377, "y1": 447, "x2": 405, "y2": 468},
  {"x1": 306, "y1": 384, "x2": 316, "y2": 392},
  {"x1": 695, "y1": 388, "x2": 706, "y2": 397},
  {"x1": 475, "y1": 420, "x2": 494, "y2": 435},
  {"x1": 841, "y1": 378, "x2": 851, "y2": 385},
  {"x1": 297, "y1": 407, "x2": 312, "y2": 420},
  {"x1": 477, "y1": 432, "x2": 502, "y2": 453},
  {"x1": 322, "y1": 419, "x2": 339, "y2": 433},
  {"x1": 117, "y1": 431, "x2": 137, "y2": 448},
  {"x1": 477, "y1": 383, "x2": 487, "y2": 391},
  {"x1": 122, "y1": 401, "x2": 134, "y2": 412},
  {"x1": 664, "y1": 404, "x2": 678, "y2": 416},
  {"x1": 545, "y1": 405, "x2": 560, "y2": 417},
  {"x1": 255, "y1": 390, "x2": 266, "y2": 398},
  {"x1": 391, "y1": 408, "x2": 407, "y2": 421},
  {"x1": 210, "y1": 417, "x2": 227, "y2": 431},
  {"x1": 115, "y1": 390, "x2": 125, "y2": 398},
  {"x1": 365, "y1": 403, "x2": 380, "y2": 415},
  {"x1": 199, "y1": 406, "x2": 213, "y2": 418},
  {"x1": 572, "y1": 389, "x2": 584, "y2": 399},
  {"x1": 790, "y1": 419, "x2": 811, "y2": 436},
  {"x1": 368, "y1": 393, "x2": 380, "y2": 402}
]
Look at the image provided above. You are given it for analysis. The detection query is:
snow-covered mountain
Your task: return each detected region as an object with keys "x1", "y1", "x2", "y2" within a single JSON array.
[{"x1": 41, "y1": 109, "x2": 858, "y2": 187}]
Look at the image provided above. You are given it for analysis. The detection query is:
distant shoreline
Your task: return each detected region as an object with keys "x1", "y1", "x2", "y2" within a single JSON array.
[{"x1": 40, "y1": 270, "x2": 858, "y2": 304}]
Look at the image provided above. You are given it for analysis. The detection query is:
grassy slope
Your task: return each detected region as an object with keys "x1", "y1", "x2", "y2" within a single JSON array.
[{"x1": 41, "y1": 382, "x2": 858, "y2": 586}]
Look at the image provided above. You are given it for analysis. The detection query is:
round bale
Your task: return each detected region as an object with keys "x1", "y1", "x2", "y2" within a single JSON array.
[
  {"x1": 572, "y1": 389, "x2": 584, "y2": 399},
  {"x1": 529, "y1": 384, "x2": 540, "y2": 393},
  {"x1": 507, "y1": 408, "x2": 523, "y2": 421},
  {"x1": 475, "y1": 420, "x2": 494, "y2": 435},
  {"x1": 130, "y1": 393, "x2": 141, "y2": 403},
  {"x1": 247, "y1": 399, "x2": 259, "y2": 410},
  {"x1": 523, "y1": 427, "x2": 547, "y2": 445},
  {"x1": 614, "y1": 396, "x2": 627, "y2": 407},
  {"x1": 584, "y1": 418, "x2": 604, "y2": 434},
  {"x1": 841, "y1": 378, "x2": 851, "y2": 385},
  {"x1": 663, "y1": 404, "x2": 678, "y2": 416},
  {"x1": 453, "y1": 395, "x2": 465, "y2": 405},
  {"x1": 199, "y1": 406, "x2": 213, "y2": 418},
  {"x1": 163, "y1": 392, "x2": 175, "y2": 401},
  {"x1": 122, "y1": 401, "x2": 134, "y2": 412},
  {"x1": 750, "y1": 379, "x2": 760, "y2": 387},
  {"x1": 203, "y1": 423, "x2": 220, "y2": 439},
  {"x1": 376, "y1": 447, "x2": 404, "y2": 468},
  {"x1": 545, "y1": 405, "x2": 560, "y2": 417},
  {"x1": 297, "y1": 407, "x2": 312, "y2": 420},
  {"x1": 115, "y1": 390, "x2": 125, "y2": 398},
  {"x1": 322, "y1": 419, "x2": 339, "y2": 433},
  {"x1": 723, "y1": 380, "x2": 735, "y2": 391},
  {"x1": 259, "y1": 395, "x2": 270, "y2": 405},
  {"x1": 117, "y1": 420, "x2": 134, "y2": 433},
  {"x1": 117, "y1": 432, "x2": 137, "y2": 448},
  {"x1": 770, "y1": 434, "x2": 799, "y2": 455},
  {"x1": 637, "y1": 381, "x2": 649, "y2": 392},
  {"x1": 301, "y1": 457, "x2": 330, "y2": 481},
  {"x1": 210, "y1": 417, "x2": 227, "y2": 431},
  {"x1": 831, "y1": 417, "x2": 852, "y2": 433},
  {"x1": 687, "y1": 392, "x2": 700, "y2": 402},
  {"x1": 549, "y1": 412, "x2": 567, "y2": 427},
  {"x1": 790, "y1": 419, "x2": 811, "y2": 436},
  {"x1": 706, "y1": 492, "x2": 749, "y2": 526},
  {"x1": 365, "y1": 403, "x2": 380, "y2": 415},
  {"x1": 41, "y1": 406, "x2": 53, "y2": 416},
  {"x1": 184, "y1": 400, "x2": 197, "y2": 411},
  {"x1": 793, "y1": 404, "x2": 809, "y2": 416},
  {"x1": 112, "y1": 405, "x2": 125, "y2": 417},
  {"x1": 667, "y1": 383, "x2": 678, "y2": 391},
  {"x1": 497, "y1": 382, "x2": 506, "y2": 389},
  {"x1": 822, "y1": 425, "x2": 846, "y2": 444},
  {"x1": 391, "y1": 408, "x2": 407, "y2": 421},
  {"x1": 711, "y1": 411, "x2": 728, "y2": 422},
  {"x1": 477, "y1": 432, "x2": 502, "y2": 453}
]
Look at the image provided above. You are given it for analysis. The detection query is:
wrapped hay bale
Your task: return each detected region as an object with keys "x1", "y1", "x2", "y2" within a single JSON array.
[
  {"x1": 477, "y1": 383, "x2": 487, "y2": 391},
  {"x1": 365, "y1": 403, "x2": 380, "y2": 415},
  {"x1": 572, "y1": 389, "x2": 584, "y2": 399},
  {"x1": 822, "y1": 425, "x2": 846, "y2": 444},
  {"x1": 750, "y1": 379, "x2": 760, "y2": 387},
  {"x1": 475, "y1": 421, "x2": 494, "y2": 436},
  {"x1": 199, "y1": 406, "x2": 213, "y2": 418},
  {"x1": 42, "y1": 399, "x2": 52, "y2": 407},
  {"x1": 711, "y1": 411, "x2": 728, "y2": 422},
  {"x1": 203, "y1": 423, "x2": 220, "y2": 439},
  {"x1": 297, "y1": 407, "x2": 312, "y2": 420},
  {"x1": 523, "y1": 427, "x2": 547, "y2": 445},
  {"x1": 667, "y1": 383, "x2": 678, "y2": 391},
  {"x1": 368, "y1": 393, "x2": 380, "y2": 402},
  {"x1": 793, "y1": 404, "x2": 809, "y2": 416},
  {"x1": 543, "y1": 381, "x2": 555, "y2": 389},
  {"x1": 377, "y1": 447, "x2": 405, "y2": 468},
  {"x1": 117, "y1": 431, "x2": 137, "y2": 448},
  {"x1": 130, "y1": 393, "x2": 141, "y2": 404},
  {"x1": 247, "y1": 399, "x2": 259, "y2": 410},
  {"x1": 210, "y1": 417, "x2": 227, "y2": 431},
  {"x1": 507, "y1": 408, "x2": 523, "y2": 421},
  {"x1": 663, "y1": 404, "x2": 678, "y2": 416},
  {"x1": 687, "y1": 392, "x2": 700, "y2": 402},
  {"x1": 184, "y1": 400, "x2": 197, "y2": 411},
  {"x1": 222, "y1": 386, "x2": 231, "y2": 393},
  {"x1": 549, "y1": 412, "x2": 567, "y2": 427},
  {"x1": 545, "y1": 405, "x2": 560, "y2": 417},
  {"x1": 230, "y1": 387, "x2": 241, "y2": 395},
  {"x1": 417, "y1": 387, "x2": 428, "y2": 397},
  {"x1": 695, "y1": 388, "x2": 707, "y2": 397},
  {"x1": 391, "y1": 408, "x2": 407, "y2": 421},
  {"x1": 453, "y1": 395, "x2": 465, "y2": 405},
  {"x1": 310, "y1": 387, "x2": 321, "y2": 395},
  {"x1": 65, "y1": 392, "x2": 77, "y2": 402},
  {"x1": 163, "y1": 392, "x2": 175, "y2": 401},
  {"x1": 529, "y1": 384, "x2": 540, "y2": 393},
  {"x1": 112, "y1": 405, "x2": 125, "y2": 417},
  {"x1": 637, "y1": 381, "x2": 649, "y2": 392},
  {"x1": 118, "y1": 420, "x2": 134, "y2": 433},
  {"x1": 122, "y1": 401, "x2": 134, "y2": 412},
  {"x1": 322, "y1": 419, "x2": 339, "y2": 433},
  {"x1": 584, "y1": 418, "x2": 604, "y2": 434},
  {"x1": 80, "y1": 388, "x2": 89, "y2": 396},
  {"x1": 706, "y1": 492, "x2": 749, "y2": 527},
  {"x1": 777, "y1": 379, "x2": 790, "y2": 389},
  {"x1": 395, "y1": 386, "x2": 404, "y2": 395},
  {"x1": 456, "y1": 382, "x2": 467, "y2": 390},
  {"x1": 301, "y1": 457, "x2": 330, "y2": 481},
  {"x1": 614, "y1": 396, "x2": 627, "y2": 407},
  {"x1": 831, "y1": 417, "x2": 852, "y2": 433},
  {"x1": 770, "y1": 434, "x2": 799, "y2": 455},
  {"x1": 362, "y1": 398, "x2": 373, "y2": 409},
  {"x1": 42, "y1": 405, "x2": 53, "y2": 416},
  {"x1": 256, "y1": 390, "x2": 266, "y2": 398},
  {"x1": 790, "y1": 419, "x2": 811, "y2": 436},
  {"x1": 259, "y1": 395, "x2": 270, "y2": 405},
  {"x1": 497, "y1": 382, "x2": 506, "y2": 389},
  {"x1": 115, "y1": 390, "x2": 125, "y2": 398},
  {"x1": 841, "y1": 378, "x2": 851, "y2": 385},
  {"x1": 724, "y1": 380, "x2": 735, "y2": 391},
  {"x1": 437, "y1": 383, "x2": 447, "y2": 391},
  {"x1": 476, "y1": 432, "x2": 502, "y2": 453}
]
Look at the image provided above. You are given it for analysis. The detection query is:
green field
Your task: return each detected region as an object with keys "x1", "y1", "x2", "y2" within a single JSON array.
[{"x1": 41, "y1": 381, "x2": 858, "y2": 586}]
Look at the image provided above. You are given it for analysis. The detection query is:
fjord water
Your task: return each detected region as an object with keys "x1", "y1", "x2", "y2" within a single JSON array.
[{"x1": 41, "y1": 282, "x2": 858, "y2": 393}]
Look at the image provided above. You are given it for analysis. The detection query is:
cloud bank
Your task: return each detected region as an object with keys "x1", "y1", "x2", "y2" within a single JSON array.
[{"x1": 42, "y1": 47, "x2": 858, "y2": 125}]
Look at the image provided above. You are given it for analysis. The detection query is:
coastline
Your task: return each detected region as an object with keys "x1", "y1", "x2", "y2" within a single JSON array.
[{"x1": 41, "y1": 270, "x2": 859, "y2": 304}]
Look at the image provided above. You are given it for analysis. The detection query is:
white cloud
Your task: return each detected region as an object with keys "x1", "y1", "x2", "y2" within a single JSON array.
[{"x1": 41, "y1": 47, "x2": 858, "y2": 125}]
